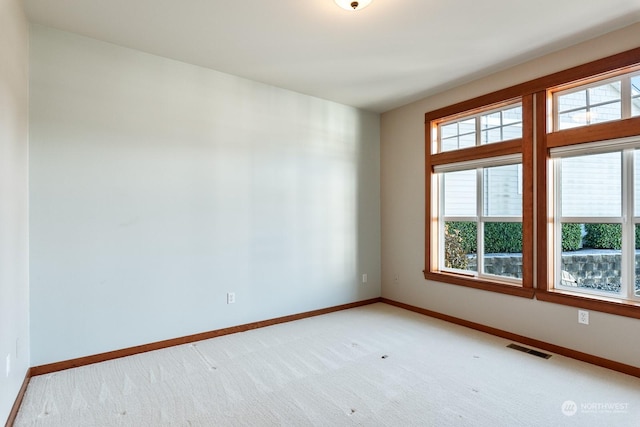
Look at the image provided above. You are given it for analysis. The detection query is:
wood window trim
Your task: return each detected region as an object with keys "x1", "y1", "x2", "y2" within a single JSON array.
[
  {"x1": 430, "y1": 139, "x2": 522, "y2": 167},
  {"x1": 424, "y1": 95, "x2": 534, "y2": 298},
  {"x1": 536, "y1": 289, "x2": 640, "y2": 320},
  {"x1": 535, "y1": 91, "x2": 553, "y2": 295},
  {"x1": 546, "y1": 116, "x2": 640, "y2": 148},
  {"x1": 537, "y1": 67, "x2": 640, "y2": 318},
  {"x1": 423, "y1": 271, "x2": 535, "y2": 298},
  {"x1": 426, "y1": 46, "x2": 640, "y2": 314}
]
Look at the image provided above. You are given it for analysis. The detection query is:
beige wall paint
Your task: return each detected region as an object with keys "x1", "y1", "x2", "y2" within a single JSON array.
[
  {"x1": 0, "y1": 0, "x2": 29, "y2": 422},
  {"x1": 381, "y1": 22, "x2": 640, "y2": 367}
]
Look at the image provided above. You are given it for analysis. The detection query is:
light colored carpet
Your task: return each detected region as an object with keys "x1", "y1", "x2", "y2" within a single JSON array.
[{"x1": 15, "y1": 303, "x2": 640, "y2": 426}]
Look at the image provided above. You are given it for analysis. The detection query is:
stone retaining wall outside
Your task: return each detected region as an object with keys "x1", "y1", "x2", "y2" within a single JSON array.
[{"x1": 468, "y1": 251, "x2": 640, "y2": 293}]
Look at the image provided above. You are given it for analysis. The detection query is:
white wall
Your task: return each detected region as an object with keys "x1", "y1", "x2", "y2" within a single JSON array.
[
  {"x1": 381, "y1": 23, "x2": 640, "y2": 368},
  {"x1": 0, "y1": 0, "x2": 29, "y2": 422},
  {"x1": 29, "y1": 26, "x2": 381, "y2": 366}
]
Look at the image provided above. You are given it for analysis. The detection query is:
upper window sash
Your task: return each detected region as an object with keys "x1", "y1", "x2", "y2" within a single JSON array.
[
  {"x1": 438, "y1": 156, "x2": 523, "y2": 220},
  {"x1": 433, "y1": 101, "x2": 523, "y2": 154},
  {"x1": 550, "y1": 68, "x2": 640, "y2": 132}
]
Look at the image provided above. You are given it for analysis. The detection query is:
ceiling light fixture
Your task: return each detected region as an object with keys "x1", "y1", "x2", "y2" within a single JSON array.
[{"x1": 334, "y1": 0, "x2": 373, "y2": 11}]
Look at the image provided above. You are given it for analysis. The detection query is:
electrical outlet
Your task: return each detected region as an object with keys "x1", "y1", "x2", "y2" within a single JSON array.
[
  {"x1": 227, "y1": 292, "x2": 236, "y2": 304},
  {"x1": 5, "y1": 354, "x2": 10, "y2": 377},
  {"x1": 362, "y1": 273, "x2": 367, "y2": 283},
  {"x1": 578, "y1": 310, "x2": 589, "y2": 325}
]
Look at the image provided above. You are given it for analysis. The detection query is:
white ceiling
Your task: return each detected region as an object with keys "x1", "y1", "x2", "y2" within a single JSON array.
[{"x1": 24, "y1": 0, "x2": 640, "y2": 113}]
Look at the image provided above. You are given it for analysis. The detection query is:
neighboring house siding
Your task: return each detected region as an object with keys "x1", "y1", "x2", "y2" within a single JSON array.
[
  {"x1": 484, "y1": 164, "x2": 521, "y2": 217},
  {"x1": 444, "y1": 164, "x2": 521, "y2": 218},
  {"x1": 562, "y1": 153, "x2": 621, "y2": 218}
]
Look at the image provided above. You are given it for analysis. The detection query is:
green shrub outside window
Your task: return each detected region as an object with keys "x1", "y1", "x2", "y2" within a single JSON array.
[
  {"x1": 583, "y1": 224, "x2": 621, "y2": 249},
  {"x1": 447, "y1": 222, "x2": 522, "y2": 254},
  {"x1": 444, "y1": 222, "x2": 638, "y2": 253},
  {"x1": 561, "y1": 223, "x2": 582, "y2": 251}
]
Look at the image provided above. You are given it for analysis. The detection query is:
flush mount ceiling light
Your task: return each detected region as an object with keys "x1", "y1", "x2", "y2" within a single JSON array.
[{"x1": 334, "y1": 0, "x2": 373, "y2": 11}]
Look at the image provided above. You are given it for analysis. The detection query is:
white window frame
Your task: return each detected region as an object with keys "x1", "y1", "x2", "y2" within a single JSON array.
[
  {"x1": 550, "y1": 136, "x2": 640, "y2": 302},
  {"x1": 632, "y1": 72, "x2": 640, "y2": 116},
  {"x1": 436, "y1": 154, "x2": 523, "y2": 285}
]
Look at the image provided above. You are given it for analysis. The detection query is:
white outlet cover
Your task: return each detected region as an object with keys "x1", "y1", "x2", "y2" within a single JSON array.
[
  {"x1": 5, "y1": 354, "x2": 10, "y2": 377},
  {"x1": 227, "y1": 292, "x2": 236, "y2": 304},
  {"x1": 362, "y1": 274, "x2": 367, "y2": 283},
  {"x1": 578, "y1": 310, "x2": 589, "y2": 325}
]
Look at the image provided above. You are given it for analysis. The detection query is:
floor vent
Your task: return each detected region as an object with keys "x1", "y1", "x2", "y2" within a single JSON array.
[{"x1": 507, "y1": 343, "x2": 552, "y2": 359}]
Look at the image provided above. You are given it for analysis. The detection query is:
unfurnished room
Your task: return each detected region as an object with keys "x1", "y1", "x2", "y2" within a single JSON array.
[{"x1": 2, "y1": 1, "x2": 640, "y2": 426}]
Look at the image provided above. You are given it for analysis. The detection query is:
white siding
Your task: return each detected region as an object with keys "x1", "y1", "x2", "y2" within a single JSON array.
[{"x1": 561, "y1": 152, "x2": 621, "y2": 217}]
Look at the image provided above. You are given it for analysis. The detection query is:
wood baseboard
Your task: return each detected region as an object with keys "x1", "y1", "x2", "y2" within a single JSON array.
[
  {"x1": 30, "y1": 298, "x2": 382, "y2": 377},
  {"x1": 381, "y1": 298, "x2": 640, "y2": 378},
  {"x1": 4, "y1": 369, "x2": 31, "y2": 427}
]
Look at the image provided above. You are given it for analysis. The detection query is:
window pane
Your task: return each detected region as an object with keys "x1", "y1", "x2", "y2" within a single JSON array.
[
  {"x1": 441, "y1": 136, "x2": 459, "y2": 152},
  {"x1": 556, "y1": 82, "x2": 621, "y2": 129},
  {"x1": 632, "y1": 75, "x2": 640, "y2": 117},
  {"x1": 441, "y1": 134, "x2": 475, "y2": 151},
  {"x1": 591, "y1": 101, "x2": 621, "y2": 124},
  {"x1": 480, "y1": 105, "x2": 522, "y2": 144},
  {"x1": 588, "y1": 81, "x2": 621, "y2": 104},
  {"x1": 561, "y1": 223, "x2": 583, "y2": 252},
  {"x1": 558, "y1": 90, "x2": 586, "y2": 113},
  {"x1": 502, "y1": 106, "x2": 522, "y2": 125},
  {"x1": 634, "y1": 150, "x2": 640, "y2": 216},
  {"x1": 483, "y1": 164, "x2": 522, "y2": 216},
  {"x1": 439, "y1": 119, "x2": 476, "y2": 152},
  {"x1": 482, "y1": 128, "x2": 502, "y2": 144},
  {"x1": 502, "y1": 124, "x2": 522, "y2": 140},
  {"x1": 444, "y1": 221, "x2": 477, "y2": 273},
  {"x1": 441, "y1": 123, "x2": 458, "y2": 139},
  {"x1": 459, "y1": 132, "x2": 476, "y2": 149},
  {"x1": 483, "y1": 222, "x2": 522, "y2": 278},
  {"x1": 481, "y1": 111, "x2": 501, "y2": 129},
  {"x1": 558, "y1": 109, "x2": 587, "y2": 130},
  {"x1": 560, "y1": 223, "x2": 621, "y2": 295},
  {"x1": 459, "y1": 118, "x2": 475, "y2": 134},
  {"x1": 632, "y1": 75, "x2": 640, "y2": 96},
  {"x1": 443, "y1": 170, "x2": 476, "y2": 216},
  {"x1": 561, "y1": 152, "x2": 621, "y2": 217}
]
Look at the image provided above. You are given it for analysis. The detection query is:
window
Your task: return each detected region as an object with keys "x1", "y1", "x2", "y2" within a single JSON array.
[
  {"x1": 555, "y1": 79, "x2": 622, "y2": 129},
  {"x1": 437, "y1": 102, "x2": 523, "y2": 152},
  {"x1": 440, "y1": 161, "x2": 523, "y2": 282},
  {"x1": 425, "y1": 99, "x2": 533, "y2": 298},
  {"x1": 426, "y1": 46, "x2": 640, "y2": 317},
  {"x1": 551, "y1": 146, "x2": 638, "y2": 301},
  {"x1": 539, "y1": 61, "x2": 640, "y2": 318},
  {"x1": 440, "y1": 118, "x2": 476, "y2": 151},
  {"x1": 553, "y1": 71, "x2": 640, "y2": 130}
]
